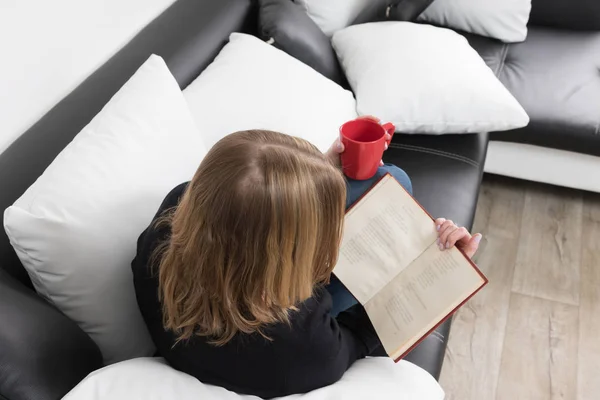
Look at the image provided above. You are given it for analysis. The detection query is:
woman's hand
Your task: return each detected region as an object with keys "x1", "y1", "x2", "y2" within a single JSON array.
[
  {"x1": 434, "y1": 218, "x2": 482, "y2": 259},
  {"x1": 325, "y1": 115, "x2": 392, "y2": 167}
]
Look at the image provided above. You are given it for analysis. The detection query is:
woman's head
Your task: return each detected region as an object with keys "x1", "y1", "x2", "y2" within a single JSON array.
[{"x1": 157, "y1": 130, "x2": 346, "y2": 344}]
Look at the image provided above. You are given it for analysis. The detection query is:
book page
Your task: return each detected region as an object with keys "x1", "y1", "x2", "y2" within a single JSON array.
[
  {"x1": 364, "y1": 243, "x2": 485, "y2": 359},
  {"x1": 333, "y1": 175, "x2": 438, "y2": 305}
]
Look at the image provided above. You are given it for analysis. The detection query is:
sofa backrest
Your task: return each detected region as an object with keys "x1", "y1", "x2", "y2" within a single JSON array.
[
  {"x1": 0, "y1": 0, "x2": 257, "y2": 288},
  {"x1": 530, "y1": 0, "x2": 600, "y2": 30}
]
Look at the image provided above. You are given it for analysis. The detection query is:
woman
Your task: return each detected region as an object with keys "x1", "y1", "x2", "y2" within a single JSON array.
[{"x1": 132, "y1": 125, "x2": 481, "y2": 398}]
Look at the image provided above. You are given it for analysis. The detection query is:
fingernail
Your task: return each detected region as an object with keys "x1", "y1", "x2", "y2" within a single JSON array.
[
  {"x1": 445, "y1": 241, "x2": 450, "y2": 249},
  {"x1": 436, "y1": 225, "x2": 441, "y2": 231},
  {"x1": 474, "y1": 234, "x2": 482, "y2": 244},
  {"x1": 438, "y1": 243, "x2": 444, "y2": 251},
  {"x1": 336, "y1": 142, "x2": 343, "y2": 150}
]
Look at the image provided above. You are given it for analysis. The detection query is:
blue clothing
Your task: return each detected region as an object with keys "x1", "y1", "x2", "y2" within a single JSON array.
[{"x1": 326, "y1": 164, "x2": 413, "y2": 316}]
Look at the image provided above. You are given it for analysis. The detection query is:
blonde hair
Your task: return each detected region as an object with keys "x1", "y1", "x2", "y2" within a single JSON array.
[{"x1": 156, "y1": 130, "x2": 347, "y2": 345}]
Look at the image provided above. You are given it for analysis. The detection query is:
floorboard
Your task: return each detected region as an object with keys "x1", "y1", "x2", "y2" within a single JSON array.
[
  {"x1": 439, "y1": 177, "x2": 525, "y2": 400},
  {"x1": 496, "y1": 293, "x2": 578, "y2": 400},
  {"x1": 576, "y1": 193, "x2": 600, "y2": 400},
  {"x1": 440, "y1": 175, "x2": 595, "y2": 400},
  {"x1": 512, "y1": 184, "x2": 583, "y2": 305}
]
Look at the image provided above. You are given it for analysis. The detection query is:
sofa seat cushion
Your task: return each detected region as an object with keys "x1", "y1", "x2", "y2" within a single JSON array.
[
  {"x1": 386, "y1": 133, "x2": 487, "y2": 230},
  {"x1": 63, "y1": 357, "x2": 445, "y2": 400},
  {"x1": 466, "y1": 27, "x2": 600, "y2": 157},
  {"x1": 383, "y1": 131, "x2": 488, "y2": 378}
]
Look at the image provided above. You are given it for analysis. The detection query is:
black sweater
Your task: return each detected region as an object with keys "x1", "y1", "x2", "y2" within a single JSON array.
[{"x1": 131, "y1": 183, "x2": 382, "y2": 398}]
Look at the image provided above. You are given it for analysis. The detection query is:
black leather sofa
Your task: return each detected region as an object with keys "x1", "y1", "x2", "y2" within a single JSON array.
[
  {"x1": 471, "y1": 0, "x2": 600, "y2": 192},
  {"x1": 0, "y1": 1, "x2": 489, "y2": 399}
]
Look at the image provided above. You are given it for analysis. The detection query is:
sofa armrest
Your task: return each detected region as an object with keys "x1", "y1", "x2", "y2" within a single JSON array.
[
  {"x1": 0, "y1": 270, "x2": 102, "y2": 400},
  {"x1": 530, "y1": 0, "x2": 600, "y2": 31},
  {"x1": 403, "y1": 319, "x2": 451, "y2": 380}
]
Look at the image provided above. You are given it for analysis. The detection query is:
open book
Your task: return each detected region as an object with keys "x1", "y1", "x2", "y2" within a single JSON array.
[{"x1": 333, "y1": 173, "x2": 487, "y2": 361}]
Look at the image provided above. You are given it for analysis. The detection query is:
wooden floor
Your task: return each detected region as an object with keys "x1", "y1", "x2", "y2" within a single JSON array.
[{"x1": 439, "y1": 174, "x2": 600, "y2": 400}]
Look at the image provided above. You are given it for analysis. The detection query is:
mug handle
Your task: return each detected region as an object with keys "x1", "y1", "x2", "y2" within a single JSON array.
[{"x1": 382, "y1": 122, "x2": 395, "y2": 145}]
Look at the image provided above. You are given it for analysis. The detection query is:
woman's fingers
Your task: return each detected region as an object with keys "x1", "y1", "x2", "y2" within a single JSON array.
[
  {"x1": 437, "y1": 220, "x2": 456, "y2": 249},
  {"x1": 434, "y1": 216, "x2": 482, "y2": 258},
  {"x1": 446, "y1": 227, "x2": 471, "y2": 249},
  {"x1": 380, "y1": 133, "x2": 391, "y2": 165},
  {"x1": 461, "y1": 234, "x2": 482, "y2": 258},
  {"x1": 325, "y1": 139, "x2": 344, "y2": 166},
  {"x1": 434, "y1": 218, "x2": 446, "y2": 231},
  {"x1": 438, "y1": 220, "x2": 455, "y2": 239}
]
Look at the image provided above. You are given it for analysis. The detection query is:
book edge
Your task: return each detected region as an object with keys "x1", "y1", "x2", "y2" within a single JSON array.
[
  {"x1": 342, "y1": 171, "x2": 490, "y2": 362},
  {"x1": 391, "y1": 276, "x2": 488, "y2": 362},
  {"x1": 344, "y1": 173, "x2": 392, "y2": 216},
  {"x1": 378, "y1": 172, "x2": 489, "y2": 361}
]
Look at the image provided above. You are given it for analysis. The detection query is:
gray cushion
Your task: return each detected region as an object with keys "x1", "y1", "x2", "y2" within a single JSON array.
[
  {"x1": 530, "y1": 0, "x2": 600, "y2": 31},
  {"x1": 258, "y1": 0, "x2": 346, "y2": 85},
  {"x1": 465, "y1": 27, "x2": 600, "y2": 156},
  {"x1": 384, "y1": 0, "x2": 436, "y2": 22}
]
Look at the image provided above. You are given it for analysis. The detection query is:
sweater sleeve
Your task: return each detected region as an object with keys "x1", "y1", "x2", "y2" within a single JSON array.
[
  {"x1": 336, "y1": 303, "x2": 383, "y2": 356},
  {"x1": 299, "y1": 287, "x2": 384, "y2": 381}
]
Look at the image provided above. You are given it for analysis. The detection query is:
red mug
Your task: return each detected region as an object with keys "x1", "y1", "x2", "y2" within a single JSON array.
[{"x1": 339, "y1": 119, "x2": 395, "y2": 180}]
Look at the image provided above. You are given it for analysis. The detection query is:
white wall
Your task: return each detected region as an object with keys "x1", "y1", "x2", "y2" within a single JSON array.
[{"x1": 0, "y1": 0, "x2": 176, "y2": 153}]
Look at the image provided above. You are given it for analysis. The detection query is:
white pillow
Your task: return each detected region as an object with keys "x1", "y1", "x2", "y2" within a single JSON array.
[
  {"x1": 63, "y1": 357, "x2": 445, "y2": 400},
  {"x1": 418, "y1": 0, "x2": 532, "y2": 43},
  {"x1": 4, "y1": 55, "x2": 207, "y2": 364},
  {"x1": 295, "y1": 0, "x2": 371, "y2": 37},
  {"x1": 332, "y1": 22, "x2": 529, "y2": 134},
  {"x1": 183, "y1": 33, "x2": 357, "y2": 152}
]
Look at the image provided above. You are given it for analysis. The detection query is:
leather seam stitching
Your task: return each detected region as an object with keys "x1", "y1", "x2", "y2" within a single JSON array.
[
  {"x1": 495, "y1": 43, "x2": 509, "y2": 77},
  {"x1": 431, "y1": 331, "x2": 444, "y2": 340},
  {"x1": 388, "y1": 143, "x2": 480, "y2": 168}
]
